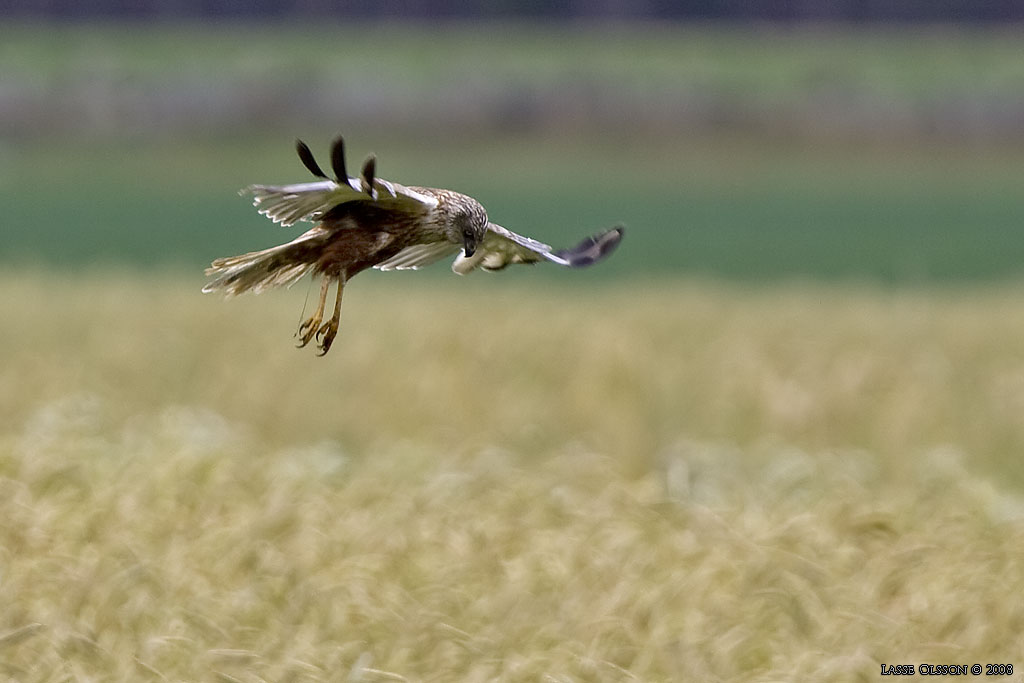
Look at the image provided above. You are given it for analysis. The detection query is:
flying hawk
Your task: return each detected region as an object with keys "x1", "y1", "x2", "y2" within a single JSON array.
[{"x1": 203, "y1": 136, "x2": 624, "y2": 355}]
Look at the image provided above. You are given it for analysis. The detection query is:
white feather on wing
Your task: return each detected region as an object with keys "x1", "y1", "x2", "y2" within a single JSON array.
[
  {"x1": 452, "y1": 223, "x2": 624, "y2": 274},
  {"x1": 375, "y1": 241, "x2": 461, "y2": 271},
  {"x1": 452, "y1": 223, "x2": 569, "y2": 274},
  {"x1": 242, "y1": 178, "x2": 438, "y2": 227}
]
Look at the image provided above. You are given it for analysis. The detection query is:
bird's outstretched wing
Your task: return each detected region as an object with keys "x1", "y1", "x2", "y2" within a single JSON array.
[
  {"x1": 241, "y1": 137, "x2": 437, "y2": 227},
  {"x1": 452, "y1": 224, "x2": 624, "y2": 274}
]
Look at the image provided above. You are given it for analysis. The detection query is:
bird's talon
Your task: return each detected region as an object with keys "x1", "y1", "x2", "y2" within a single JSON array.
[
  {"x1": 316, "y1": 320, "x2": 338, "y2": 355},
  {"x1": 296, "y1": 316, "x2": 322, "y2": 348}
]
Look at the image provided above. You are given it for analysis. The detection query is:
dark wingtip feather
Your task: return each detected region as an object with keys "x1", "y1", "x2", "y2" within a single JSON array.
[
  {"x1": 330, "y1": 135, "x2": 350, "y2": 186},
  {"x1": 361, "y1": 155, "x2": 377, "y2": 198},
  {"x1": 555, "y1": 225, "x2": 624, "y2": 268},
  {"x1": 296, "y1": 139, "x2": 328, "y2": 179}
]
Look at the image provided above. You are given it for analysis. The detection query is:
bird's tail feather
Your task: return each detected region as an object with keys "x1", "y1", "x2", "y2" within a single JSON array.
[{"x1": 202, "y1": 232, "x2": 323, "y2": 296}]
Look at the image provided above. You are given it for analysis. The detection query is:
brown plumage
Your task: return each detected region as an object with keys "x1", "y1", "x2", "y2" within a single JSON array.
[{"x1": 203, "y1": 136, "x2": 623, "y2": 355}]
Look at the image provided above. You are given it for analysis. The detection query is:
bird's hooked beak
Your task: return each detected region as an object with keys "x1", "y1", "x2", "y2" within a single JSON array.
[{"x1": 462, "y1": 233, "x2": 477, "y2": 258}]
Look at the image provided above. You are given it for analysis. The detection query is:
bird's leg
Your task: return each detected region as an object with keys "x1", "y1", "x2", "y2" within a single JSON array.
[
  {"x1": 315, "y1": 278, "x2": 345, "y2": 356},
  {"x1": 297, "y1": 277, "x2": 331, "y2": 348}
]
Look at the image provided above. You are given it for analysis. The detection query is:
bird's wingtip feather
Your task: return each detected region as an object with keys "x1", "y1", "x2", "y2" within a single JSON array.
[{"x1": 554, "y1": 225, "x2": 625, "y2": 268}]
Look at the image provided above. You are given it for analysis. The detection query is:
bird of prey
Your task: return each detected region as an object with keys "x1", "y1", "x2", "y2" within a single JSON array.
[{"x1": 203, "y1": 136, "x2": 624, "y2": 355}]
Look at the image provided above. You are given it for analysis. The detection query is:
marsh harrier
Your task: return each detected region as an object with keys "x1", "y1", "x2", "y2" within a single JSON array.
[{"x1": 203, "y1": 136, "x2": 624, "y2": 355}]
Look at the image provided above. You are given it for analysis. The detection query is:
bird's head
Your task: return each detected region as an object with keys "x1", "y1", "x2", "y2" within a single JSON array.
[{"x1": 445, "y1": 193, "x2": 489, "y2": 258}]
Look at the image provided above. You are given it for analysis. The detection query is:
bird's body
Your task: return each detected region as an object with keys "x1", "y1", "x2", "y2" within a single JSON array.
[
  {"x1": 313, "y1": 187, "x2": 483, "y2": 277},
  {"x1": 204, "y1": 137, "x2": 623, "y2": 354}
]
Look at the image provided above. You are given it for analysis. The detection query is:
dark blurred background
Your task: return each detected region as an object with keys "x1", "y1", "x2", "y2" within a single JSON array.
[
  {"x1": 2, "y1": 1, "x2": 1023, "y2": 282},
  {"x1": 5, "y1": 0, "x2": 1024, "y2": 21}
]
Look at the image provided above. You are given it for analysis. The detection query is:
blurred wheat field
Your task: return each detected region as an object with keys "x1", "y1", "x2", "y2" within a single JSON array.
[{"x1": 3, "y1": 271, "x2": 1024, "y2": 681}]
